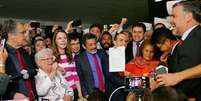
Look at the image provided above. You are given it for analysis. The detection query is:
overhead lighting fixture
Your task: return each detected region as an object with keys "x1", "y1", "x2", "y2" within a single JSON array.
[{"x1": 155, "y1": 0, "x2": 163, "y2": 2}]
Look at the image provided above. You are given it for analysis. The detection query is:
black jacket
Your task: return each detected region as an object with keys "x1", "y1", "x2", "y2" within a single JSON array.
[
  {"x1": 3, "y1": 44, "x2": 38, "y2": 100},
  {"x1": 168, "y1": 25, "x2": 201, "y2": 98}
]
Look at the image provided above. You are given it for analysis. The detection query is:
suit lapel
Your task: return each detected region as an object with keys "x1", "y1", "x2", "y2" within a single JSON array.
[{"x1": 82, "y1": 51, "x2": 95, "y2": 86}]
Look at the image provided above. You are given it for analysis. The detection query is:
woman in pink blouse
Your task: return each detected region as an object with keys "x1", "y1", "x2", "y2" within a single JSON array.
[{"x1": 52, "y1": 30, "x2": 83, "y2": 100}]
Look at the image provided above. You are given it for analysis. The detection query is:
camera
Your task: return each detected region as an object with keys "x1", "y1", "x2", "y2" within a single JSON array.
[
  {"x1": 124, "y1": 77, "x2": 150, "y2": 96},
  {"x1": 30, "y1": 22, "x2": 40, "y2": 28}
]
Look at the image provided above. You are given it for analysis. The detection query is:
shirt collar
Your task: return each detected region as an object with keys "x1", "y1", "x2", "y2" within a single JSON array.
[
  {"x1": 5, "y1": 43, "x2": 18, "y2": 54},
  {"x1": 171, "y1": 41, "x2": 180, "y2": 55},
  {"x1": 181, "y1": 25, "x2": 198, "y2": 41},
  {"x1": 133, "y1": 40, "x2": 144, "y2": 45}
]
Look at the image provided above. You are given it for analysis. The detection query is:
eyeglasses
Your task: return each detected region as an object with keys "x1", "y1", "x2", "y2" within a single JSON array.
[
  {"x1": 15, "y1": 31, "x2": 26, "y2": 35},
  {"x1": 40, "y1": 56, "x2": 56, "y2": 62}
]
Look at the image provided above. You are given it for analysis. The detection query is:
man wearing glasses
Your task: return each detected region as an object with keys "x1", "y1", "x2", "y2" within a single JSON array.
[{"x1": 2, "y1": 19, "x2": 37, "y2": 100}]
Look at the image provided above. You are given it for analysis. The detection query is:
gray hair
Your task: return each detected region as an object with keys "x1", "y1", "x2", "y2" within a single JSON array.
[
  {"x1": 173, "y1": 0, "x2": 201, "y2": 23},
  {"x1": 1, "y1": 19, "x2": 17, "y2": 34},
  {"x1": 35, "y1": 48, "x2": 53, "y2": 62}
]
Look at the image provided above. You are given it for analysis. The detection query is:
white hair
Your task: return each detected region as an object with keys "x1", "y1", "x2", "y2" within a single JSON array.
[{"x1": 35, "y1": 48, "x2": 53, "y2": 62}]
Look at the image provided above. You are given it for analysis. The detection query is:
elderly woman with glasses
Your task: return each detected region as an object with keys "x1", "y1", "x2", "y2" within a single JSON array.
[{"x1": 34, "y1": 48, "x2": 74, "y2": 101}]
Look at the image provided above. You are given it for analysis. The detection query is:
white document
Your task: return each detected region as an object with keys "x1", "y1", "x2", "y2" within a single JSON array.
[
  {"x1": 109, "y1": 46, "x2": 125, "y2": 72},
  {"x1": 154, "y1": 17, "x2": 171, "y2": 29},
  {"x1": 166, "y1": 0, "x2": 182, "y2": 15}
]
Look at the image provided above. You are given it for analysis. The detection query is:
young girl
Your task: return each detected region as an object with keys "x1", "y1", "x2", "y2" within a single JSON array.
[
  {"x1": 52, "y1": 30, "x2": 83, "y2": 100},
  {"x1": 125, "y1": 40, "x2": 159, "y2": 77}
]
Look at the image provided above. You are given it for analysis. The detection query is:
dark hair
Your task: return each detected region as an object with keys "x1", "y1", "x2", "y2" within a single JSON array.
[
  {"x1": 153, "y1": 23, "x2": 166, "y2": 30},
  {"x1": 52, "y1": 29, "x2": 73, "y2": 63},
  {"x1": 32, "y1": 34, "x2": 44, "y2": 45},
  {"x1": 147, "y1": 86, "x2": 188, "y2": 101},
  {"x1": 68, "y1": 32, "x2": 82, "y2": 42},
  {"x1": 82, "y1": 33, "x2": 97, "y2": 46},
  {"x1": 132, "y1": 22, "x2": 146, "y2": 33},
  {"x1": 33, "y1": 39, "x2": 46, "y2": 53},
  {"x1": 1, "y1": 19, "x2": 17, "y2": 34},
  {"x1": 151, "y1": 27, "x2": 177, "y2": 45},
  {"x1": 89, "y1": 24, "x2": 103, "y2": 32},
  {"x1": 100, "y1": 31, "x2": 112, "y2": 41},
  {"x1": 173, "y1": 0, "x2": 201, "y2": 23}
]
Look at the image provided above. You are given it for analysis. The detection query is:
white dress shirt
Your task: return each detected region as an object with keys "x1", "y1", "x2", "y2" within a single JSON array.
[
  {"x1": 181, "y1": 25, "x2": 198, "y2": 41},
  {"x1": 132, "y1": 40, "x2": 144, "y2": 59},
  {"x1": 35, "y1": 69, "x2": 74, "y2": 101}
]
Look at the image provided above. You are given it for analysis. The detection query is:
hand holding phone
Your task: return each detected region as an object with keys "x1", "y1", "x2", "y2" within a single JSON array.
[{"x1": 0, "y1": 39, "x2": 5, "y2": 48}]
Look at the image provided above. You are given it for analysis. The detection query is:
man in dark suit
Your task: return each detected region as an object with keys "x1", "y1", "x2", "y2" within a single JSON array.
[
  {"x1": 2, "y1": 20, "x2": 37, "y2": 100},
  {"x1": 156, "y1": 1, "x2": 201, "y2": 100},
  {"x1": 125, "y1": 23, "x2": 146, "y2": 63},
  {"x1": 75, "y1": 33, "x2": 109, "y2": 98}
]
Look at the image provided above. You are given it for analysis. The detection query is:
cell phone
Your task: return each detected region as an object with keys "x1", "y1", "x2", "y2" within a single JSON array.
[
  {"x1": 155, "y1": 65, "x2": 168, "y2": 76},
  {"x1": 124, "y1": 77, "x2": 150, "y2": 92},
  {"x1": 0, "y1": 39, "x2": 5, "y2": 48},
  {"x1": 72, "y1": 19, "x2": 82, "y2": 27},
  {"x1": 30, "y1": 22, "x2": 40, "y2": 28}
]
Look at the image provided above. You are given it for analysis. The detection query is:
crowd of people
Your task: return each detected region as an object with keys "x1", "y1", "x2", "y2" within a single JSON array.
[{"x1": 0, "y1": 0, "x2": 200, "y2": 101}]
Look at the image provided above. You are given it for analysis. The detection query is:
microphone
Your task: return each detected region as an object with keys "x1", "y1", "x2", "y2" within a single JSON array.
[
  {"x1": 9, "y1": 69, "x2": 30, "y2": 81},
  {"x1": 9, "y1": 74, "x2": 23, "y2": 81}
]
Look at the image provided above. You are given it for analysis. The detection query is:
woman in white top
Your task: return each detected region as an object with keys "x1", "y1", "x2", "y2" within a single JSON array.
[{"x1": 35, "y1": 48, "x2": 74, "y2": 101}]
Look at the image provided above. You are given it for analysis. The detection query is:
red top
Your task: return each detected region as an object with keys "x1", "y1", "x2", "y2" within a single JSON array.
[{"x1": 125, "y1": 56, "x2": 159, "y2": 76}]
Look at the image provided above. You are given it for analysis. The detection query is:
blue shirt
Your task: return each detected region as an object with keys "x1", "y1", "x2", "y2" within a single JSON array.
[{"x1": 86, "y1": 52, "x2": 105, "y2": 88}]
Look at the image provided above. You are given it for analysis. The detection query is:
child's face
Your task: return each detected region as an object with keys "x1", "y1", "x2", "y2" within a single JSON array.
[
  {"x1": 156, "y1": 39, "x2": 171, "y2": 52},
  {"x1": 142, "y1": 44, "x2": 154, "y2": 61}
]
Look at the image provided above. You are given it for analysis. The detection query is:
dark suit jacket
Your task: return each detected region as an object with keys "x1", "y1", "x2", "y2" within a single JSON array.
[
  {"x1": 168, "y1": 25, "x2": 201, "y2": 98},
  {"x1": 3, "y1": 44, "x2": 38, "y2": 100},
  {"x1": 75, "y1": 49, "x2": 109, "y2": 96},
  {"x1": 125, "y1": 41, "x2": 134, "y2": 63}
]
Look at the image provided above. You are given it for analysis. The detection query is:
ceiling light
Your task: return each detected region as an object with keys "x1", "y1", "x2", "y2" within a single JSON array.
[{"x1": 155, "y1": 0, "x2": 163, "y2": 2}]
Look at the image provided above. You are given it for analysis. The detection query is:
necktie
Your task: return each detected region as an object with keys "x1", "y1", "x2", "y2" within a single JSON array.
[
  {"x1": 92, "y1": 54, "x2": 105, "y2": 92},
  {"x1": 16, "y1": 49, "x2": 34, "y2": 101},
  {"x1": 136, "y1": 42, "x2": 140, "y2": 56}
]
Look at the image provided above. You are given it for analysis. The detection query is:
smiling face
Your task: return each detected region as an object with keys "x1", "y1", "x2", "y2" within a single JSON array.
[
  {"x1": 70, "y1": 38, "x2": 80, "y2": 53},
  {"x1": 37, "y1": 49, "x2": 55, "y2": 73},
  {"x1": 114, "y1": 33, "x2": 128, "y2": 47},
  {"x1": 55, "y1": 32, "x2": 68, "y2": 51},
  {"x1": 132, "y1": 27, "x2": 145, "y2": 42},
  {"x1": 89, "y1": 27, "x2": 101, "y2": 39},
  {"x1": 170, "y1": 5, "x2": 189, "y2": 35},
  {"x1": 142, "y1": 44, "x2": 154, "y2": 61},
  {"x1": 100, "y1": 34, "x2": 112, "y2": 50},
  {"x1": 35, "y1": 40, "x2": 46, "y2": 53},
  {"x1": 83, "y1": 38, "x2": 97, "y2": 54}
]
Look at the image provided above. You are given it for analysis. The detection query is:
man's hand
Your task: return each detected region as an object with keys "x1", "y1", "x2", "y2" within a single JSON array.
[
  {"x1": 0, "y1": 48, "x2": 8, "y2": 64},
  {"x1": 52, "y1": 24, "x2": 59, "y2": 33},
  {"x1": 120, "y1": 18, "x2": 128, "y2": 25},
  {"x1": 160, "y1": 52, "x2": 169, "y2": 63},
  {"x1": 65, "y1": 20, "x2": 74, "y2": 33},
  {"x1": 14, "y1": 92, "x2": 28, "y2": 100},
  {"x1": 108, "y1": 24, "x2": 120, "y2": 33},
  {"x1": 156, "y1": 73, "x2": 183, "y2": 86}
]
